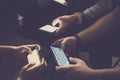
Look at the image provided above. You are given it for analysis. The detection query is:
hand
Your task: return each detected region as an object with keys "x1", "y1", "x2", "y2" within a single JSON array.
[
  {"x1": 17, "y1": 58, "x2": 47, "y2": 80},
  {"x1": 56, "y1": 57, "x2": 94, "y2": 80},
  {"x1": 14, "y1": 44, "x2": 40, "y2": 54},
  {"x1": 13, "y1": 44, "x2": 40, "y2": 60},
  {"x1": 52, "y1": 14, "x2": 78, "y2": 35},
  {"x1": 52, "y1": 36, "x2": 77, "y2": 55}
]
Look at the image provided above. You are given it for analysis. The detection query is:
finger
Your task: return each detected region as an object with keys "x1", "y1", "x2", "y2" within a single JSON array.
[
  {"x1": 52, "y1": 38, "x2": 64, "y2": 47},
  {"x1": 41, "y1": 57, "x2": 47, "y2": 64},
  {"x1": 21, "y1": 63, "x2": 35, "y2": 72},
  {"x1": 61, "y1": 39, "x2": 69, "y2": 52},
  {"x1": 55, "y1": 23, "x2": 66, "y2": 36},
  {"x1": 27, "y1": 58, "x2": 46, "y2": 71},
  {"x1": 69, "y1": 57, "x2": 82, "y2": 64},
  {"x1": 61, "y1": 44, "x2": 67, "y2": 53},
  {"x1": 36, "y1": 44, "x2": 41, "y2": 51},
  {"x1": 26, "y1": 44, "x2": 40, "y2": 50},
  {"x1": 40, "y1": 58, "x2": 47, "y2": 68},
  {"x1": 44, "y1": 60, "x2": 47, "y2": 66},
  {"x1": 52, "y1": 20, "x2": 64, "y2": 35},
  {"x1": 41, "y1": 58, "x2": 47, "y2": 67},
  {"x1": 22, "y1": 44, "x2": 40, "y2": 54},
  {"x1": 22, "y1": 47, "x2": 32, "y2": 54},
  {"x1": 26, "y1": 63, "x2": 45, "y2": 72},
  {"x1": 52, "y1": 18, "x2": 60, "y2": 26},
  {"x1": 41, "y1": 58, "x2": 45, "y2": 65}
]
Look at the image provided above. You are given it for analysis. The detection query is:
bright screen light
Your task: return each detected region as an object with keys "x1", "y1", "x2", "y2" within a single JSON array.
[{"x1": 53, "y1": 0, "x2": 68, "y2": 6}]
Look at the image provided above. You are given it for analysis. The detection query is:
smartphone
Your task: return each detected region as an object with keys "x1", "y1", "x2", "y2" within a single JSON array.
[
  {"x1": 38, "y1": 25, "x2": 58, "y2": 33},
  {"x1": 50, "y1": 46, "x2": 70, "y2": 66},
  {"x1": 53, "y1": 0, "x2": 68, "y2": 6},
  {"x1": 27, "y1": 48, "x2": 41, "y2": 65}
]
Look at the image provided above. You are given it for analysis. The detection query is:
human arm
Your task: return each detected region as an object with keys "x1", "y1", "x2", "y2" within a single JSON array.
[
  {"x1": 56, "y1": 57, "x2": 120, "y2": 80},
  {"x1": 0, "y1": 44, "x2": 40, "y2": 59},
  {"x1": 77, "y1": 6, "x2": 120, "y2": 44},
  {"x1": 0, "y1": 44, "x2": 40, "y2": 54},
  {"x1": 52, "y1": 6, "x2": 120, "y2": 54},
  {"x1": 52, "y1": 0, "x2": 113, "y2": 35}
]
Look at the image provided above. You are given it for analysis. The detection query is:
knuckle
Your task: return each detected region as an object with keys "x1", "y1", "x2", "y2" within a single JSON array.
[{"x1": 22, "y1": 67, "x2": 27, "y2": 71}]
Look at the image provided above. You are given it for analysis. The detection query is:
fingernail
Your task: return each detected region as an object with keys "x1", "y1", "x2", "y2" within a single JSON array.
[
  {"x1": 55, "y1": 66, "x2": 59, "y2": 70},
  {"x1": 69, "y1": 57, "x2": 72, "y2": 61}
]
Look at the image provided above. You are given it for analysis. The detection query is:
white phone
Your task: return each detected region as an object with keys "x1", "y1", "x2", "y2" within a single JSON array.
[
  {"x1": 27, "y1": 48, "x2": 41, "y2": 65},
  {"x1": 38, "y1": 25, "x2": 58, "y2": 33},
  {"x1": 53, "y1": 0, "x2": 68, "y2": 6}
]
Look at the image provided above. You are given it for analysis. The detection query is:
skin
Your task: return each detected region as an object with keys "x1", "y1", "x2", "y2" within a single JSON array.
[
  {"x1": 17, "y1": 58, "x2": 47, "y2": 80},
  {"x1": 56, "y1": 57, "x2": 120, "y2": 80},
  {"x1": 78, "y1": 7, "x2": 120, "y2": 44},
  {"x1": 52, "y1": 6, "x2": 120, "y2": 54},
  {"x1": 52, "y1": 6, "x2": 120, "y2": 80},
  {"x1": 0, "y1": 44, "x2": 40, "y2": 60},
  {"x1": 52, "y1": 14, "x2": 78, "y2": 35},
  {"x1": 52, "y1": 36, "x2": 77, "y2": 54}
]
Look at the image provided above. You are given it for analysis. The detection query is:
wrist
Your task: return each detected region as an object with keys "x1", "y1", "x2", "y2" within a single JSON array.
[{"x1": 70, "y1": 14, "x2": 79, "y2": 24}]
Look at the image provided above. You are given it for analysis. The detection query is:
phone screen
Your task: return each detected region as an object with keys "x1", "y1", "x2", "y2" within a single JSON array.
[{"x1": 50, "y1": 46, "x2": 70, "y2": 66}]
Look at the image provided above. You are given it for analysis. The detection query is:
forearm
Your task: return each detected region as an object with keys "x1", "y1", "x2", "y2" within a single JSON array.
[
  {"x1": 0, "y1": 45, "x2": 16, "y2": 53},
  {"x1": 77, "y1": 7, "x2": 120, "y2": 44},
  {"x1": 92, "y1": 67, "x2": 120, "y2": 80}
]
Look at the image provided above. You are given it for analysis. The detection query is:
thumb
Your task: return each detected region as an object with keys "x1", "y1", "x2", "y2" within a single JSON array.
[
  {"x1": 52, "y1": 38, "x2": 64, "y2": 46},
  {"x1": 69, "y1": 57, "x2": 80, "y2": 64},
  {"x1": 52, "y1": 19, "x2": 59, "y2": 26}
]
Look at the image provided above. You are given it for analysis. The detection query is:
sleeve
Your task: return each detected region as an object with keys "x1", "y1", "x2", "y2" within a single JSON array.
[
  {"x1": 80, "y1": 0, "x2": 113, "y2": 22},
  {"x1": 112, "y1": 0, "x2": 120, "y2": 7}
]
